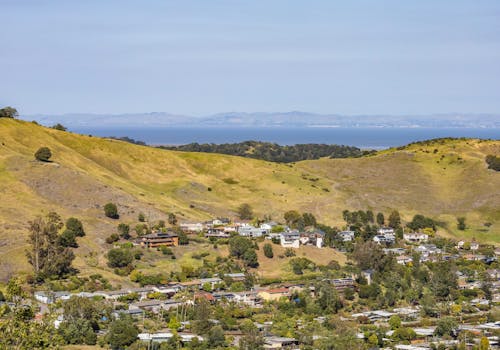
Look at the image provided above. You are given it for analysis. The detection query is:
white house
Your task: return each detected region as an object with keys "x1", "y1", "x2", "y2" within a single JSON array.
[
  {"x1": 338, "y1": 231, "x2": 355, "y2": 242},
  {"x1": 403, "y1": 232, "x2": 428, "y2": 243},
  {"x1": 377, "y1": 227, "x2": 395, "y2": 235},
  {"x1": 280, "y1": 231, "x2": 300, "y2": 248}
]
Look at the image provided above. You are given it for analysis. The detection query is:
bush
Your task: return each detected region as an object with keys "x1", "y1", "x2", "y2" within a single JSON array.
[
  {"x1": 106, "y1": 248, "x2": 133, "y2": 268},
  {"x1": 66, "y1": 218, "x2": 85, "y2": 237},
  {"x1": 104, "y1": 203, "x2": 119, "y2": 219},
  {"x1": 284, "y1": 248, "x2": 296, "y2": 257},
  {"x1": 117, "y1": 223, "x2": 130, "y2": 239},
  {"x1": 105, "y1": 234, "x2": 119, "y2": 244},
  {"x1": 0, "y1": 106, "x2": 18, "y2": 118},
  {"x1": 138, "y1": 213, "x2": 145, "y2": 222},
  {"x1": 263, "y1": 243, "x2": 274, "y2": 258},
  {"x1": 51, "y1": 123, "x2": 67, "y2": 131},
  {"x1": 34, "y1": 147, "x2": 52, "y2": 162}
]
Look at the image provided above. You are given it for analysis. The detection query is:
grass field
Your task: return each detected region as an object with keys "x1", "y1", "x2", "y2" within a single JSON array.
[{"x1": 0, "y1": 118, "x2": 498, "y2": 282}]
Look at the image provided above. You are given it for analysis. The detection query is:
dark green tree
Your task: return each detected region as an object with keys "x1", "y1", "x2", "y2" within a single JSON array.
[
  {"x1": 106, "y1": 248, "x2": 133, "y2": 268},
  {"x1": 117, "y1": 223, "x2": 131, "y2": 239},
  {"x1": 376, "y1": 212, "x2": 385, "y2": 226},
  {"x1": 237, "y1": 203, "x2": 254, "y2": 220},
  {"x1": 263, "y1": 243, "x2": 274, "y2": 258},
  {"x1": 104, "y1": 203, "x2": 119, "y2": 219},
  {"x1": 388, "y1": 210, "x2": 401, "y2": 229},
  {"x1": 106, "y1": 316, "x2": 139, "y2": 350},
  {"x1": 0, "y1": 106, "x2": 18, "y2": 118},
  {"x1": 138, "y1": 212, "x2": 145, "y2": 222},
  {"x1": 457, "y1": 217, "x2": 466, "y2": 230},
  {"x1": 51, "y1": 123, "x2": 67, "y2": 131},
  {"x1": 168, "y1": 212, "x2": 177, "y2": 225},
  {"x1": 34, "y1": 147, "x2": 52, "y2": 162},
  {"x1": 65, "y1": 217, "x2": 85, "y2": 237}
]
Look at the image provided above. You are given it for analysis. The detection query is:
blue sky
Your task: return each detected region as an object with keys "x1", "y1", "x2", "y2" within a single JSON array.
[{"x1": 1, "y1": 0, "x2": 500, "y2": 116}]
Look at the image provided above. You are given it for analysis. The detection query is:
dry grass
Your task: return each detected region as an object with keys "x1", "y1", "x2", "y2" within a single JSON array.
[{"x1": 0, "y1": 119, "x2": 498, "y2": 282}]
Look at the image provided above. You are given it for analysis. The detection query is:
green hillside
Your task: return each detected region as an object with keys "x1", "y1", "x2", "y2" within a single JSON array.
[{"x1": 0, "y1": 118, "x2": 499, "y2": 281}]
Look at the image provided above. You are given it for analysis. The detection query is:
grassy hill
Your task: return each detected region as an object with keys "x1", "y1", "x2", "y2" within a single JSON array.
[{"x1": 0, "y1": 118, "x2": 499, "y2": 281}]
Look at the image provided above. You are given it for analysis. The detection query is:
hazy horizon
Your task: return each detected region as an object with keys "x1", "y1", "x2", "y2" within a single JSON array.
[{"x1": 2, "y1": 0, "x2": 500, "y2": 116}]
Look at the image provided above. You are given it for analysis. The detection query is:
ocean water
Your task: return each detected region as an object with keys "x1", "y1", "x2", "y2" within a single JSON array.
[{"x1": 72, "y1": 127, "x2": 500, "y2": 149}]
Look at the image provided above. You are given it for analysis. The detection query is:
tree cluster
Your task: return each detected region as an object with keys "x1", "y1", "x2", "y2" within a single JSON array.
[{"x1": 161, "y1": 140, "x2": 371, "y2": 163}]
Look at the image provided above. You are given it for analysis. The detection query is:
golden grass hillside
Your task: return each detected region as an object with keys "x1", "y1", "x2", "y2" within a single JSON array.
[{"x1": 0, "y1": 118, "x2": 498, "y2": 280}]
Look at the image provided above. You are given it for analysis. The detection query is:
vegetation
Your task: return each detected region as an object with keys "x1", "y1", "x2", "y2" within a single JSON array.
[
  {"x1": 0, "y1": 106, "x2": 18, "y2": 118},
  {"x1": 104, "y1": 202, "x2": 119, "y2": 219},
  {"x1": 51, "y1": 123, "x2": 67, "y2": 131},
  {"x1": 237, "y1": 203, "x2": 254, "y2": 220},
  {"x1": 26, "y1": 212, "x2": 77, "y2": 282},
  {"x1": 161, "y1": 140, "x2": 371, "y2": 162},
  {"x1": 34, "y1": 147, "x2": 52, "y2": 162},
  {"x1": 263, "y1": 243, "x2": 274, "y2": 258},
  {"x1": 485, "y1": 154, "x2": 500, "y2": 171}
]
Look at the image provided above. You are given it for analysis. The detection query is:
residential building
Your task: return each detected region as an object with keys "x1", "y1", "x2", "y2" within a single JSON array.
[
  {"x1": 258, "y1": 288, "x2": 290, "y2": 302},
  {"x1": 403, "y1": 232, "x2": 428, "y2": 243},
  {"x1": 140, "y1": 232, "x2": 179, "y2": 248}
]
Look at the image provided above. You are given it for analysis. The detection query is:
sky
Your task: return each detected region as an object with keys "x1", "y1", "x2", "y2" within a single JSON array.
[{"x1": 1, "y1": 0, "x2": 500, "y2": 116}]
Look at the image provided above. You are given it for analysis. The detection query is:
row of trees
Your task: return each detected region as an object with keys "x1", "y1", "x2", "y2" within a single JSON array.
[{"x1": 161, "y1": 140, "x2": 370, "y2": 163}]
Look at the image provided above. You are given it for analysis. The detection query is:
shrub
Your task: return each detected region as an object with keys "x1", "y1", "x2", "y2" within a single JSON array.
[
  {"x1": 34, "y1": 147, "x2": 52, "y2": 162},
  {"x1": 106, "y1": 248, "x2": 133, "y2": 268},
  {"x1": 117, "y1": 223, "x2": 130, "y2": 239},
  {"x1": 263, "y1": 243, "x2": 274, "y2": 258},
  {"x1": 104, "y1": 203, "x2": 119, "y2": 219},
  {"x1": 284, "y1": 248, "x2": 296, "y2": 257},
  {"x1": 138, "y1": 213, "x2": 145, "y2": 222},
  {"x1": 105, "y1": 234, "x2": 119, "y2": 244}
]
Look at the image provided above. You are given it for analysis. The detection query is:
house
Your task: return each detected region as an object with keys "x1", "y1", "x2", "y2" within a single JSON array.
[
  {"x1": 140, "y1": 232, "x2": 179, "y2": 248},
  {"x1": 373, "y1": 234, "x2": 395, "y2": 245},
  {"x1": 238, "y1": 226, "x2": 268, "y2": 238},
  {"x1": 361, "y1": 270, "x2": 374, "y2": 285},
  {"x1": 280, "y1": 231, "x2": 300, "y2": 248},
  {"x1": 138, "y1": 332, "x2": 204, "y2": 344},
  {"x1": 233, "y1": 291, "x2": 261, "y2": 306},
  {"x1": 263, "y1": 336, "x2": 299, "y2": 349},
  {"x1": 330, "y1": 278, "x2": 355, "y2": 290},
  {"x1": 470, "y1": 241, "x2": 480, "y2": 251},
  {"x1": 338, "y1": 230, "x2": 355, "y2": 242},
  {"x1": 205, "y1": 227, "x2": 231, "y2": 238},
  {"x1": 404, "y1": 232, "x2": 428, "y2": 243},
  {"x1": 383, "y1": 248, "x2": 406, "y2": 255},
  {"x1": 396, "y1": 255, "x2": 413, "y2": 265},
  {"x1": 377, "y1": 227, "x2": 395, "y2": 235},
  {"x1": 258, "y1": 288, "x2": 290, "y2": 302},
  {"x1": 180, "y1": 222, "x2": 204, "y2": 233},
  {"x1": 34, "y1": 291, "x2": 72, "y2": 304}
]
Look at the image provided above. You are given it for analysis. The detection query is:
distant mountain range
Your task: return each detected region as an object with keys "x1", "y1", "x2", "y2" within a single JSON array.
[{"x1": 21, "y1": 111, "x2": 500, "y2": 128}]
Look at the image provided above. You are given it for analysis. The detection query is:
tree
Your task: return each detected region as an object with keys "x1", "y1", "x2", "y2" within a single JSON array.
[
  {"x1": 237, "y1": 203, "x2": 254, "y2": 220},
  {"x1": 263, "y1": 243, "x2": 274, "y2": 258},
  {"x1": 104, "y1": 203, "x2": 119, "y2": 219},
  {"x1": 106, "y1": 248, "x2": 133, "y2": 268},
  {"x1": 431, "y1": 262, "x2": 458, "y2": 299},
  {"x1": 389, "y1": 315, "x2": 402, "y2": 330},
  {"x1": 58, "y1": 318, "x2": 96, "y2": 345},
  {"x1": 106, "y1": 316, "x2": 138, "y2": 350},
  {"x1": 243, "y1": 249, "x2": 259, "y2": 267},
  {"x1": 352, "y1": 240, "x2": 386, "y2": 272},
  {"x1": 0, "y1": 106, "x2": 18, "y2": 118},
  {"x1": 168, "y1": 212, "x2": 177, "y2": 225},
  {"x1": 58, "y1": 229, "x2": 78, "y2": 248},
  {"x1": 51, "y1": 123, "x2": 67, "y2": 131},
  {"x1": 302, "y1": 212, "x2": 317, "y2": 227},
  {"x1": 208, "y1": 325, "x2": 226, "y2": 348},
  {"x1": 284, "y1": 210, "x2": 302, "y2": 228},
  {"x1": 457, "y1": 217, "x2": 466, "y2": 230},
  {"x1": 191, "y1": 299, "x2": 212, "y2": 335},
  {"x1": 34, "y1": 147, "x2": 52, "y2": 162},
  {"x1": 138, "y1": 212, "x2": 145, "y2": 222},
  {"x1": 117, "y1": 223, "x2": 130, "y2": 239},
  {"x1": 65, "y1": 217, "x2": 85, "y2": 237},
  {"x1": 26, "y1": 213, "x2": 75, "y2": 281},
  {"x1": 388, "y1": 210, "x2": 401, "y2": 229},
  {"x1": 229, "y1": 236, "x2": 254, "y2": 258},
  {"x1": 479, "y1": 336, "x2": 490, "y2": 350},
  {"x1": 434, "y1": 317, "x2": 458, "y2": 337},
  {"x1": 376, "y1": 212, "x2": 385, "y2": 226}
]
